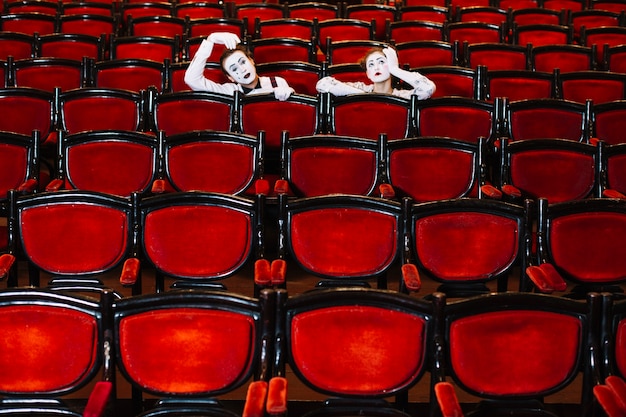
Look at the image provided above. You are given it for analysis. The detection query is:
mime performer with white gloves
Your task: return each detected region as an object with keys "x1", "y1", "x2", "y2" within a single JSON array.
[{"x1": 184, "y1": 31, "x2": 295, "y2": 101}]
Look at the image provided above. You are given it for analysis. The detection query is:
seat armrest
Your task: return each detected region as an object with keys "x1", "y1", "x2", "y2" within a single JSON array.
[
  {"x1": 243, "y1": 380, "x2": 269, "y2": 417},
  {"x1": 434, "y1": 382, "x2": 464, "y2": 417},
  {"x1": 401, "y1": 263, "x2": 421, "y2": 292},
  {"x1": 0, "y1": 254, "x2": 15, "y2": 280},
  {"x1": 83, "y1": 381, "x2": 113, "y2": 417},
  {"x1": 120, "y1": 257, "x2": 140, "y2": 286},
  {"x1": 45, "y1": 178, "x2": 64, "y2": 192},
  {"x1": 266, "y1": 377, "x2": 288, "y2": 416}
]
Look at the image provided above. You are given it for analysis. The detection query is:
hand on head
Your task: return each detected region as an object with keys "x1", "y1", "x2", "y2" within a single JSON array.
[
  {"x1": 382, "y1": 47, "x2": 400, "y2": 72},
  {"x1": 208, "y1": 32, "x2": 241, "y2": 49}
]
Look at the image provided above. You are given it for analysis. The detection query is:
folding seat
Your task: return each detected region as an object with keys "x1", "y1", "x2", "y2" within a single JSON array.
[
  {"x1": 498, "y1": 0, "x2": 540, "y2": 9},
  {"x1": 0, "y1": 87, "x2": 56, "y2": 140},
  {"x1": 148, "y1": 88, "x2": 235, "y2": 135},
  {"x1": 4, "y1": 189, "x2": 137, "y2": 289},
  {"x1": 36, "y1": 33, "x2": 106, "y2": 61},
  {"x1": 403, "y1": 0, "x2": 447, "y2": 7},
  {"x1": 511, "y1": 23, "x2": 574, "y2": 47},
  {"x1": 325, "y1": 38, "x2": 388, "y2": 65},
  {"x1": 580, "y1": 26, "x2": 626, "y2": 64},
  {"x1": 45, "y1": 130, "x2": 160, "y2": 198},
  {"x1": 597, "y1": 294, "x2": 626, "y2": 395},
  {"x1": 591, "y1": 0, "x2": 626, "y2": 11},
  {"x1": 126, "y1": 15, "x2": 188, "y2": 39},
  {"x1": 158, "y1": 130, "x2": 267, "y2": 196},
  {"x1": 58, "y1": 14, "x2": 119, "y2": 39},
  {"x1": 165, "y1": 60, "x2": 229, "y2": 92},
  {"x1": 256, "y1": 61, "x2": 321, "y2": 96},
  {"x1": 445, "y1": 21, "x2": 506, "y2": 46},
  {"x1": 0, "y1": 13, "x2": 58, "y2": 36},
  {"x1": 254, "y1": 17, "x2": 315, "y2": 41},
  {"x1": 0, "y1": 287, "x2": 114, "y2": 416},
  {"x1": 569, "y1": 9, "x2": 625, "y2": 43},
  {"x1": 402, "y1": 197, "x2": 532, "y2": 295},
  {"x1": 316, "y1": 18, "x2": 375, "y2": 53},
  {"x1": 234, "y1": 3, "x2": 286, "y2": 36},
  {"x1": 463, "y1": 42, "x2": 531, "y2": 70},
  {"x1": 558, "y1": 70, "x2": 626, "y2": 105},
  {"x1": 385, "y1": 20, "x2": 446, "y2": 43},
  {"x1": 503, "y1": 97, "x2": 593, "y2": 142},
  {"x1": 270, "y1": 287, "x2": 442, "y2": 417},
  {"x1": 173, "y1": 2, "x2": 226, "y2": 19},
  {"x1": 276, "y1": 194, "x2": 404, "y2": 289},
  {"x1": 345, "y1": 3, "x2": 398, "y2": 41},
  {"x1": 484, "y1": 68, "x2": 558, "y2": 102},
  {"x1": 604, "y1": 44, "x2": 626, "y2": 72},
  {"x1": 93, "y1": 58, "x2": 167, "y2": 92},
  {"x1": 593, "y1": 99, "x2": 626, "y2": 145},
  {"x1": 112, "y1": 289, "x2": 275, "y2": 416},
  {"x1": 492, "y1": 137, "x2": 601, "y2": 204},
  {"x1": 110, "y1": 35, "x2": 181, "y2": 63},
  {"x1": 509, "y1": 7, "x2": 566, "y2": 26},
  {"x1": 527, "y1": 198, "x2": 626, "y2": 296},
  {"x1": 286, "y1": 1, "x2": 340, "y2": 22},
  {"x1": 434, "y1": 291, "x2": 600, "y2": 416},
  {"x1": 61, "y1": 1, "x2": 116, "y2": 16},
  {"x1": 249, "y1": 37, "x2": 317, "y2": 64},
  {"x1": 600, "y1": 143, "x2": 626, "y2": 199},
  {"x1": 4, "y1": 0, "x2": 61, "y2": 15},
  {"x1": 542, "y1": 0, "x2": 588, "y2": 11},
  {"x1": 10, "y1": 57, "x2": 89, "y2": 92},
  {"x1": 328, "y1": 92, "x2": 415, "y2": 141},
  {"x1": 455, "y1": 5, "x2": 509, "y2": 25},
  {"x1": 417, "y1": 65, "x2": 485, "y2": 99},
  {"x1": 56, "y1": 87, "x2": 146, "y2": 134},
  {"x1": 185, "y1": 16, "x2": 246, "y2": 39},
  {"x1": 395, "y1": 40, "x2": 459, "y2": 67},
  {"x1": 384, "y1": 136, "x2": 490, "y2": 202},
  {"x1": 531, "y1": 44, "x2": 597, "y2": 72},
  {"x1": 397, "y1": 4, "x2": 450, "y2": 22},
  {"x1": 0, "y1": 32, "x2": 36, "y2": 60},
  {"x1": 120, "y1": 1, "x2": 173, "y2": 22},
  {"x1": 275, "y1": 133, "x2": 386, "y2": 198},
  {"x1": 415, "y1": 96, "x2": 500, "y2": 143},
  {"x1": 131, "y1": 191, "x2": 270, "y2": 294}
]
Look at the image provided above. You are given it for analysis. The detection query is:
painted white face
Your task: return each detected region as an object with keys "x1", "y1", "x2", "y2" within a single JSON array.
[
  {"x1": 224, "y1": 50, "x2": 257, "y2": 85},
  {"x1": 365, "y1": 51, "x2": 391, "y2": 83}
]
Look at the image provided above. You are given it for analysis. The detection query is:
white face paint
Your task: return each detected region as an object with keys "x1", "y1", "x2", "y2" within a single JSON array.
[
  {"x1": 224, "y1": 50, "x2": 257, "y2": 86},
  {"x1": 365, "y1": 51, "x2": 391, "y2": 83}
]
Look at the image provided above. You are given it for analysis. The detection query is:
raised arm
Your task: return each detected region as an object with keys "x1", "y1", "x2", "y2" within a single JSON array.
[
  {"x1": 184, "y1": 32, "x2": 241, "y2": 94},
  {"x1": 316, "y1": 76, "x2": 367, "y2": 96},
  {"x1": 384, "y1": 47, "x2": 436, "y2": 100}
]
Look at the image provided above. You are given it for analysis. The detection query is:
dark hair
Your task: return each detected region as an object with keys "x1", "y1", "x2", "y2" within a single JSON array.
[{"x1": 219, "y1": 45, "x2": 254, "y2": 76}]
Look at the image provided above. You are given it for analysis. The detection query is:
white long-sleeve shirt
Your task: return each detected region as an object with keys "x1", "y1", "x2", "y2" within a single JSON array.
[
  {"x1": 316, "y1": 71, "x2": 436, "y2": 100},
  {"x1": 184, "y1": 39, "x2": 291, "y2": 96}
]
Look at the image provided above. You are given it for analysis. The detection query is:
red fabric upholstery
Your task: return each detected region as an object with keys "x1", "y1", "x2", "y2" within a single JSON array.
[
  {"x1": 0, "y1": 304, "x2": 98, "y2": 392},
  {"x1": 0, "y1": 254, "x2": 15, "y2": 279},
  {"x1": 606, "y1": 375, "x2": 626, "y2": 410},
  {"x1": 254, "y1": 259, "x2": 272, "y2": 285},
  {"x1": 118, "y1": 308, "x2": 255, "y2": 393},
  {"x1": 449, "y1": 310, "x2": 581, "y2": 395},
  {"x1": 15, "y1": 62, "x2": 83, "y2": 92},
  {"x1": 509, "y1": 106, "x2": 584, "y2": 141},
  {"x1": 414, "y1": 212, "x2": 518, "y2": 280},
  {"x1": 595, "y1": 385, "x2": 626, "y2": 417},
  {"x1": 401, "y1": 263, "x2": 421, "y2": 291},
  {"x1": 333, "y1": 98, "x2": 410, "y2": 141},
  {"x1": 0, "y1": 93, "x2": 53, "y2": 136},
  {"x1": 62, "y1": 96, "x2": 140, "y2": 133},
  {"x1": 21, "y1": 203, "x2": 129, "y2": 274},
  {"x1": 113, "y1": 39, "x2": 176, "y2": 62},
  {"x1": 271, "y1": 259, "x2": 286, "y2": 285},
  {"x1": 0, "y1": 142, "x2": 29, "y2": 196},
  {"x1": 418, "y1": 104, "x2": 493, "y2": 143},
  {"x1": 96, "y1": 64, "x2": 164, "y2": 93},
  {"x1": 595, "y1": 105, "x2": 626, "y2": 146},
  {"x1": 156, "y1": 96, "x2": 232, "y2": 135},
  {"x1": 266, "y1": 377, "x2": 288, "y2": 415},
  {"x1": 290, "y1": 305, "x2": 426, "y2": 395},
  {"x1": 615, "y1": 320, "x2": 626, "y2": 377},
  {"x1": 143, "y1": 205, "x2": 252, "y2": 277},
  {"x1": 83, "y1": 381, "x2": 113, "y2": 417},
  {"x1": 290, "y1": 207, "x2": 398, "y2": 277},
  {"x1": 608, "y1": 154, "x2": 626, "y2": 194},
  {"x1": 120, "y1": 257, "x2": 140, "y2": 286},
  {"x1": 434, "y1": 382, "x2": 464, "y2": 417},
  {"x1": 561, "y1": 77, "x2": 625, "y2": 105},
  {"x1": 243, "y1": 380, "x2": 268, "y2": 417},
  {"x1": 550, "y1": 212, "x2": 626, "y2": 283}
]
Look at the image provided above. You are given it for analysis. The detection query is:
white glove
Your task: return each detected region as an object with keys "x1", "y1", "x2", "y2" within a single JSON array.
[
  {"x1": 207, "y1": 32, "x2": 241, "y2": 49},
  {"x1": 273, "y1": 86, "x2": 295, "y2": 101},
  {"x1": 383, "y1": 47, "x2": 400, "y2": 73}
]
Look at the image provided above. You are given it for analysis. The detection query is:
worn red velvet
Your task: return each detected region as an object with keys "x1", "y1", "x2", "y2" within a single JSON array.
[
  {"x1": 98, "y1": 66, "x2": 164, "y2": 93},
  {"x1": 242, "y1": 100, "x2": 318, "y2": 149},
  {"x1": 0, "y1": 142, "x2": 29, "y2": 195},
  {"x1": 156, "y1": 99, "x2": 232, "y2": 135},
  {"x1": 562, "y1": 77, "x2": 625, "y2": 105},
  {"x1": 615, "y1": 320, "x2": 626, "y2": 377},
  {"x1": 83, "y1": 381, "x2": 113, "y2": 417},
  {"x1": 67, "y1": 141, "x2": 155, "y2": 197},
  {"x1": 16, "y1": 64, "x2": 83, "y2": 92},
  {"x1": 510, "y1": 107, "x2": 584, "y2": 141},
  {"x1": 516, "y1": 27, "x2": 570, "y2": 47},
  {"x1": 290, "y1": 305, "x2": 426, "y2": 395},
  {"x1": 402, "y1": 263, "x2": 421, "y2": 291},
  {"x1": 271, "y1": 259, "x2": 286, "y2": 285},
  {"x1": 434, "y1": 382, "x2": 464, "y2": 417},
  {"x1": 63, "y1": 96, "x2": 140, "y2": 133},
  {"x1": 389, "y1": 146, "x2": 476, "y2": 202},
  {"x1": 243, "y1": 380, "x2": 268, "y2": 417},
  {"x1": 449, "y1": 310, "x2": 581, "y2": 395},
  {"x1": 333, "y1": 100, "x2": 409, "y2": 141},
  {"x1": 419, "y1": 105, "x2": 492, "y2": 143},
  {"x1": 255, "y1": 259, "x2": 272, "y2": 285},
  {"x1": 118, "y1": 308, "x2": 255, "y2": 393},
  {"x1": 501, "y1": 184, "x2": 522, "y2": 198},
  {"x1": 414, "y1": 212, "x2": 518, "y2": 281},
  {"x1": 113, "y1": 40, "x2": 175, "y2": 62},
  {"x1": 0, "y1": 94, "x2": 53, "y2": 136},
  {"x1": 168, "y1": 141, "x2": 255, "y2": 194},
  {"x1": 607, "y1": 153, "x2": 626, "y2": 195},
  {"x1": 510, "y1": 149, "x2": 595, "y2": 202},
  {"x1": 468, "y1": 47, "x2": 528, "y2": 71},
  {"x1": 489, "y1": 75, "x2": 554, "y2": 102},
  {"x1": 290, "y1": 147, "x2": 377, "y2": 196},
  {"x1": 250, "y1": 42, "x2": 313, "y2": 65},
  {"x1": 595, "y1": 108, "x2": 626, "y2": 146},
  {"x1": 0, "y1": 304, "x2": 98, "y2": 392},
  {"x1": 120, "y1": 257, "x2": 140, "y2": 286},
  {"x1": 144, "y1": 205, "x2": 252, "y2": 278},
  {"x1": 21, "y1": 204, "x2": 129, "y2": 274},
  {"x1": 266, "y1": 377, "x2": 288, "y2": 415},
  {"x1": 290, "y1": 207, "x2": 398, "y2": 277},
  {"x1": 550, "y1": 212, "x2": 626, "y2": 282},
  {"x1": 40, "y1": 38, "x2": 102, "y2": 62}
]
